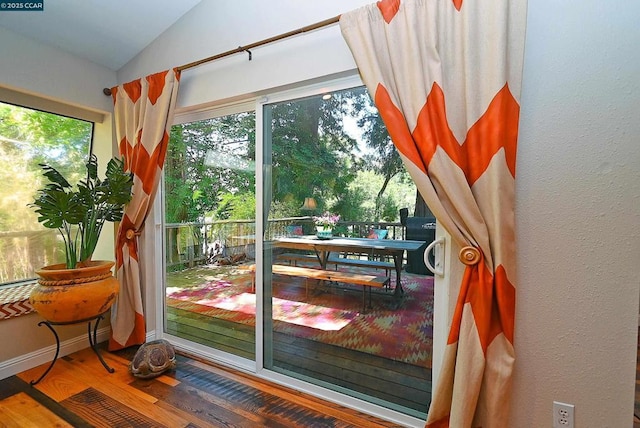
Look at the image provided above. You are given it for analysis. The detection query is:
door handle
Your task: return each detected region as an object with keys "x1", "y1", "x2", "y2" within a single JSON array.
[{"x1": 424, "y1": 237, "x2": 445, "y2": 276}]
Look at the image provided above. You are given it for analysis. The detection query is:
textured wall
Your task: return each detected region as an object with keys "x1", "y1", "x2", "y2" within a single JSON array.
[
  {"x1": 513, "y1": 1, "x2": 640, "y2": 426},
  {"x1": 0, "y1": 26, "x2": 115, "y2": 112}
]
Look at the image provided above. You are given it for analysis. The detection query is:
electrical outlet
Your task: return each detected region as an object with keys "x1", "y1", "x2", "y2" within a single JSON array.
[{"x1": 553, "y1": 401, "x2": 574, "y2": 428}]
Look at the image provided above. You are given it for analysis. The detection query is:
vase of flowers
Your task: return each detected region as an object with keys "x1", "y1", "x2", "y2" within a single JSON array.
[{"x1": 313, "y1": 212, "x2": 340, "y2": 239}]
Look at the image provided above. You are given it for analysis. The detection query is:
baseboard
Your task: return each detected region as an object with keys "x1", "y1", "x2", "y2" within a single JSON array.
[{"x1": 0, "y1": 326, "x2": 111, "y2": 380}]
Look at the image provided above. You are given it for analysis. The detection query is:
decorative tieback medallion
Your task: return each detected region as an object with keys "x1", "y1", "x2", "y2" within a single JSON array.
[
  {"x1": 126, "y1": 229, "x2": 141, "y2": 240},
  {"x1": 459, "y1": 246, "x2": 481, "y2": 265}
]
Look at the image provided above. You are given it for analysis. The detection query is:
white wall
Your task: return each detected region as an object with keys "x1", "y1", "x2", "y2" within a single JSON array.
[
  {"x1": 0, "y1": 28, "x2": 118, "y2": 369},
  {"x1": 119, "y1": 1, "x2": 640, "y2": 427},
  {"x1": 513, "y1": 1, "x2": 640, "y2": 427},
  {"x1": 0, "y1": 26, "x2": 115, "y2": 113},
  {"x1": 117, "y1": 0, "x2": 365, "y2": 108}
]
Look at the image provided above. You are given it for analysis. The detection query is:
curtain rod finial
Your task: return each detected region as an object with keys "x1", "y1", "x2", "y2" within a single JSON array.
[{"x1": 103, "y1": 88, "x2": 112, "y2": 96}]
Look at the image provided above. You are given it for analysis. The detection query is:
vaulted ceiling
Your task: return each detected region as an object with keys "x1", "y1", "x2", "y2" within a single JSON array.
[{"x1": 0, "y1": 0, "x2": 202, "y2": 71}]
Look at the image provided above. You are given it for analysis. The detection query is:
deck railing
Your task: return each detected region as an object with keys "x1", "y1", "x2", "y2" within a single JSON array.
[
  {"x1": 165, "y1": 217, "x2": 406, "y2": 270},
  {"x1": 0, "y1": 218, "x2": 409, "y2": 280},
  {"x1": 0, "y1": 229, "x2": 66, "y2": 284}
]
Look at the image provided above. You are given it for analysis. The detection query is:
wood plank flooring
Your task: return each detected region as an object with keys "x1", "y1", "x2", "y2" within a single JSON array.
[
  {"x1": 635, "y1": 327, "x2": 640, "y2": 427},
  {"x1": 0, "y1": 346, "x2": 406, "y2": 427},
  {"x1": 3, "y1": 322, "x2": 637, "y2": 425}
]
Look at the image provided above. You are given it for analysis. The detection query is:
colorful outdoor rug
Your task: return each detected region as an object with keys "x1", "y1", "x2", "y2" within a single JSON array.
[{"x1": 166, "y1": 266, "x2": 433, "y2": 367}]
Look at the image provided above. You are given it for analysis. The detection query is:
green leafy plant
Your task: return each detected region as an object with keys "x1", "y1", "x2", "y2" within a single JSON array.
[{"x1": 30, "y1": 154, "x2": 133, "y2": 269}]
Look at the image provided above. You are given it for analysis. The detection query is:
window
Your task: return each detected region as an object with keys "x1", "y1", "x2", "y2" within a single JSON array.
[{"x1": 0, "y1": 101, "x2": 93, "y2": 286}]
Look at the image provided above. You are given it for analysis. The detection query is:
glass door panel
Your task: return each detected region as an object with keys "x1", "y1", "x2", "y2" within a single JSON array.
[
  {"x1": 163, "y1": 110, "x2": 257, "y2": 360},
  {"x1": 261, "y1": 85, "x2": 432, "y2": 418}
]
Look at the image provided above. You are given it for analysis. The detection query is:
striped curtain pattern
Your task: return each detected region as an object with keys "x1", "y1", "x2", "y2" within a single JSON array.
[
  {"x1": 108, "y1": 69, "x2": 180, "y2": 351},
  {"x1": 340, "y1": 0, "x2": 526, "y2": 426}
]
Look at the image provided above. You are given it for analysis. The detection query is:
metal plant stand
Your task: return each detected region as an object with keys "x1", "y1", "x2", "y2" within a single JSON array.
[{"x1": 30, "y1": 312, "x2": 114, "y2": 385}]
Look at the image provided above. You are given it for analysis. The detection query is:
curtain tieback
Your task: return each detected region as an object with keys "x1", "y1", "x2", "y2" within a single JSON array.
[
  {"x1": 459, "y1": 246, "x2": 481, "y2": 265},
  {"x1": 125, "y1": 229, "x2": 141, "y2": 240}
]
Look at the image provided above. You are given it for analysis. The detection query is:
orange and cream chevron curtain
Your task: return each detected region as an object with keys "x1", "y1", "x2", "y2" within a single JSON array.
[
  {"x1": 340, "y1": 0, "x2": 526, "y2": 426},
  {"x1": 108, "y1": 69, "x2": 180, "y2": 351}
]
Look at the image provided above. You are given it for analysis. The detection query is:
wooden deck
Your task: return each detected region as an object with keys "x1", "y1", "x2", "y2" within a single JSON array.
[
  {"x1": 167, "y1": 306, "x2": 431, "y2": 417},
  {"x1": 1, "y1": 346, "x2": 404, "y2": 427}
]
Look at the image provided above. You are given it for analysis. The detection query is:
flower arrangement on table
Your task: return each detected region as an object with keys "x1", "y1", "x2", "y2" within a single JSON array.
[{"x1": 313, "y1": 212, "x2": 340, "y2": 238}]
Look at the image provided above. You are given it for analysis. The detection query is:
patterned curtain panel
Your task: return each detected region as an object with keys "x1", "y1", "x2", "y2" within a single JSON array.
[
  {"x1": 108, "y1": 69, "x2": 181, "y2": 351},
  {"x1": 340, "y1": 0, "x2": 526, "y2": 426}
]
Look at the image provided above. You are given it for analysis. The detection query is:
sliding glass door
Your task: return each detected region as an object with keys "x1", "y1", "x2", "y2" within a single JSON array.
[
  {"x1": 160, "y1": 77, "x2": 436, "y2": 420},
  {"x1": 261, "y1": 80, "x2": 433, "y2": 418}
]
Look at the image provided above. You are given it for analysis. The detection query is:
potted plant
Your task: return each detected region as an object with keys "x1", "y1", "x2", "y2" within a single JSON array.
[
  {"x1": 28, "y1": 154, "x2": 133, "y2": 323},
  {"x1": 313, "y1": 212, "x2": 340, "y2": 239}
]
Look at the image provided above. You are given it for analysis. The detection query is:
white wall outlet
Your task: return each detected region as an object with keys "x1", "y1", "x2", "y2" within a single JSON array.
[{"x1": 553, "y1": 401, "x2": 574, "y2": 428}]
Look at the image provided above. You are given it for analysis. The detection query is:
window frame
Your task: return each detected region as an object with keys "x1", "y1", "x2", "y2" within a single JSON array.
[{"x1": 0, "y1": 97, "x2": 96, "y2": 289}]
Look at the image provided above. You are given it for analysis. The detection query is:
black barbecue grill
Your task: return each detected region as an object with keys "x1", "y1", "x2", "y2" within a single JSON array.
[{"x1": 403, "y1": 216, "x2": 436, "y2": 275}]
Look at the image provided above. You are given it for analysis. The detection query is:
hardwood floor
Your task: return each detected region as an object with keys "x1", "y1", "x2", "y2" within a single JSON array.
[
  {"x1": 633, "y1": 328, "x2": 640, "y2": 428},
  {"x1": 0, "y1": 346, "x2": 406, "y2": 427}
]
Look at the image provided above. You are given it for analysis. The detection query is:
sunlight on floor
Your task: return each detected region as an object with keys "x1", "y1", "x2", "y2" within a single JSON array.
[{"x1": 168, "y1": 288, "x2": 356, "y2": 331}]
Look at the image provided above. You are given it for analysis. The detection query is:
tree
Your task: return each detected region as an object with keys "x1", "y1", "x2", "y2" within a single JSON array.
[
  {"x1": 163, "y1": 85, "x2": 421, "y2": 229},
  {"x1": 165, "y1": 112, "x2": 256, "y2": 224},
  {"x1": 215, "y1": 192, "x2": 255, "y2": 220},
  {"x1": 0, "y1": 102, "x2": 92, "y2": 231},
  {"x1": 349, "y1": 92, "x2": 408, "y2": 220},
  {"x1": 352, "y1": 93, "x2": 432, "y2": 218},
  {"x1": 413, "y1": 190, "x2": 433, "y2": 217},
  {"x1": 267, "y1": 90, "x2": 360, "y2": 216}
]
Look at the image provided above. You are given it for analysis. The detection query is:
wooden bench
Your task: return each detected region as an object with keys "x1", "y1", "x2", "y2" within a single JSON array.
[
  {"x1": 277, "y1": 252, "x2": 394, "y2": 285},
  {"x1": 328, "y1": 255, "x2": 394, "y2": 275},
  {"x1": 276, "y1": 253, "x2": 317, "y2": 265},
  {"x1": 248, "y1": 264, "x2": 390, "y2": 312}
]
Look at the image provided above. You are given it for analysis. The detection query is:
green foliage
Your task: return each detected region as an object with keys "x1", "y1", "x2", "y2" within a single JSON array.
[
  {"x1": 268, "y1": 199, "x2": 304, "y2": 220},
  {"x1": 353, "y1": 93, "x2": 405, "y2": 182},
  {"x1": 165, "y1": 113, "x2": 255, "y2": 223},
  {"x1": 30, "y1": 154, "x2": 133, "y2": 268},
  {"x1": 340, "y1": 170, "x2": 414, "y2": 223},
  {"x1": 215, "y1": 192, "x2": 256, "y2": 220},
  {"x1": 267, "y1": 89, "x2": 362, "y2": 212},
  {"x1": 163, "y1": 86, "x2": 417, "y2": 227},
  {"x1": 0, "y1": 103, "x2": 92, "y2": 176},
  {"x1": 331, "y1": 186, "x2": 369, "y2": 222},
  {"x1": 379, "y1": 195, "x2": 399, "y2": 222},
  {"x1": 0, "y1": 103, "x2": 92, "y2": 231},
  {"x1": 0, "y1": 102, "x2": 94, "y2": 283}
]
